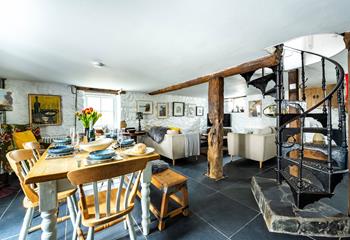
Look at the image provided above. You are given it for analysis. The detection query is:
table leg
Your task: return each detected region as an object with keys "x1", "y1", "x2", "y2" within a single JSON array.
[
  {"x1": 39, "y1": 181, "x2": 58, "y2": 240},
  {"x1": 141, "y1": 161, "x2": 152, "y2": 235}
]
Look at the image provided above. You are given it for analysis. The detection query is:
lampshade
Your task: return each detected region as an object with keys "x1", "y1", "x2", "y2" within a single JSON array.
[
  {"x1": 120, "y1": 120, "x2": 127, "y2": 129},
  {"x1": 136, "y1": 112, "x2": 143, "y2": 120}
]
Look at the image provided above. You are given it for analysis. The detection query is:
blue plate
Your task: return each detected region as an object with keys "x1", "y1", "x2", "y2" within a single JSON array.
[
  {"x1": 120, "y1": 139, "x2": 134, "y2": 145},
  {"x1": 89, "y1": 149, "x2": 116, "y2": 160},
  {"x1": 53, "y1": 138, "x2": 71, "y2": 144},
  {"x1": 48, "y1": 145, "x2": 74, "y2": 155}
]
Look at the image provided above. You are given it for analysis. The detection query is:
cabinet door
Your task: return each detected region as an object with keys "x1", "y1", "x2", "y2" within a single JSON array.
[{"x1": 305, "y1": 87, "x2": 323, "y2": 109}]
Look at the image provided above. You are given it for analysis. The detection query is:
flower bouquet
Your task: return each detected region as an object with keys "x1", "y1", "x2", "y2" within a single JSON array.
[{"x1": 76, "y1": 107, "x2": 102, "y2": 141}]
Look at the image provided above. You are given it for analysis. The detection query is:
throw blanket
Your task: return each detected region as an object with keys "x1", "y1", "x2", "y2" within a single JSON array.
[
  {"x1": 152, "y1": 160, "x2": 169, "y2": 174},
  {"x1": 184, "y1": 133, "x2": 200, "y2": 157},
  {"x1": 148, "y1": 126, "x2": 168, "y2": 144}
]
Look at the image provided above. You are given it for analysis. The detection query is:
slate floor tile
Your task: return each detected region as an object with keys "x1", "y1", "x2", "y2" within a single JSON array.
[
  {"x1": 195, "y1": 192, "x2": 258, "y2": 237},
  {"x1": 148, "y1": 214, "x2": 227, "y2": 240},
  {"x1": 219, "y1": 180, "x2": 259, "y2": 212}
]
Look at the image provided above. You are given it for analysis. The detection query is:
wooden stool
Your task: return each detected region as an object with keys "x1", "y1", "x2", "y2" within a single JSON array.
[{"x1": 150, "y1": 169, "x2": 189, "y2": 231}]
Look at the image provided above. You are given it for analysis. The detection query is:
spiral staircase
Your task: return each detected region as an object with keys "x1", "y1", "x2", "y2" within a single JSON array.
[{"x1": 243, "y1": 45, "x2": 348, "y2": 209}]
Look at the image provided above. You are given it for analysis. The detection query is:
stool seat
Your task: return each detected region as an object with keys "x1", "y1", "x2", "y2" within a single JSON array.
[
  {"x1": 149, "y1": 168, "x2": 189, "y2": 231},
  {"x1": 152, "y1": 169, "x2": 188, "y2": 189}
]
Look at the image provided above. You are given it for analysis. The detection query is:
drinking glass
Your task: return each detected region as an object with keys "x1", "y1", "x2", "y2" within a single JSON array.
[{"x1": 69, "y1": 127, "x2": 76, "y2": 146}]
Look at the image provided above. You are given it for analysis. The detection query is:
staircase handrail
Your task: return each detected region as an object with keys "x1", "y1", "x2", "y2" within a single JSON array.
[{"x1": 279, "y1": 46, "x2": 345, "y2": 130}]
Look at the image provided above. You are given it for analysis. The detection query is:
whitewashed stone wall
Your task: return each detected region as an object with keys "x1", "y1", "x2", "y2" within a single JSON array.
[
  {"x1": 5, "y1": 79, "x2": 84, "y2": 136},
  {"x1": 121, "y1": 92, "x2": 207, "y2": 132},
  {"x1": 229, "y1": 94, "x2": 276, "y2": 132},
  {"x1": 4, "y1": 79, "x2": 208, "y2": 136}
]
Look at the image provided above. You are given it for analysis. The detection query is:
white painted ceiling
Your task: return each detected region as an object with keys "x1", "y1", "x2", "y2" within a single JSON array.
[{"x1": 0, "y1": 0, "x2": 349, "y2": 97}]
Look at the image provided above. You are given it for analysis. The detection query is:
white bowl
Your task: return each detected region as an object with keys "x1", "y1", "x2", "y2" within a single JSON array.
[{"x1": 80, "y1": 138, "x2": 114, "y2": 153}]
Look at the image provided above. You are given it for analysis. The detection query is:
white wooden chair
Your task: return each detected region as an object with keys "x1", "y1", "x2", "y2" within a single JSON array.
[
  {"x1": 67, "y1": 158, "x2": 149, "y2": 240},
  {"x1": 22, "y1": 141, "x2": 43, "y2": 162},
  {"x1": 6, "y1": 149, "x2": 78, "y2": 240}
]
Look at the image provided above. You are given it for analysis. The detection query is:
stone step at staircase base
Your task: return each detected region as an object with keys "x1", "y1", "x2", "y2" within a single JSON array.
[{"x1": 251, "y1": 176, "x2": 350, "y2": 238}]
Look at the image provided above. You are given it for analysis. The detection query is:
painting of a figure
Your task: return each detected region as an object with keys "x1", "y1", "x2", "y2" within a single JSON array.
[{"x1": 28, "y1": 94, "x2": 62, "y2": 125}]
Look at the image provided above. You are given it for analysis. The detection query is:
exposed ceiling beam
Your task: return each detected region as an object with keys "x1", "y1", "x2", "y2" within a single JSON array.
[
  {"x1": 73, "y1": 86, "x2": 126, "y2": 95},
  {"x1": 148, "y1": 47, "x2": 282, "y2": 95}
]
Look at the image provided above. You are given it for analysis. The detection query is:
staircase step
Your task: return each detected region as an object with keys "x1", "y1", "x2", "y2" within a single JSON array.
[
  {"x1": 280, "y1": 113, "x2": 327, "y2": 128},
  {"x1": 247, "y1": 73, "x2": 276, "y2": 95},
  {"x1": 281, "y1": 127, "x2": 342, "y2": 147},
  {"x1": 280, "y1": 169, "x2": 333, "y2": 208},
  {"x1": 282, "y1": 143, "x2": 347, "y2": 170},
  {"x1": 263, "y1": 87, "x2": 276, "y2": 97},
  {"x1": 283, "y1": 156, "x2": 345, "y2": 173}
]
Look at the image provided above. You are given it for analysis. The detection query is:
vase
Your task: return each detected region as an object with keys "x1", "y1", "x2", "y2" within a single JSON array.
[
  {"x1": 89, "y1": 128, "x2": 95, "y2": 142},
  {"x1": 84, "y1": 127, "x2": 90, "y2": 142}
]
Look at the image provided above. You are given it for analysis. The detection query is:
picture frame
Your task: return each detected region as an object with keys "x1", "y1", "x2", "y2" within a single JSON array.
[
  {"x1": 157, "y1": 102, "x2": 168, "y2": 119},
  {"x1": 137, "y1": 100, "x2": 153, "y2": 114},
  {"x1": 28, "y1": 94, "x2": 62, "y2": 125},
  {"x1": 187, "y1": 104, "x2": 196, "y2": 117},
  {"x1": 172, "y1": 102, "x2": 185, "y2": 117},
  {"x1": 0, "y1": 89, "x2": 13, "y2": 111},
  {"x1": 249, "y1": 100, "x2": 262, "y2": 117},
  {"x1": 196, "y1": 106, "x2": 204, "y2": 116}
]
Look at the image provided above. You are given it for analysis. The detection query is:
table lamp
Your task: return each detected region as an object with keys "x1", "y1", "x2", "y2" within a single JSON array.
[
  {"x1": 120, "y1": 120, "x2": 127, "y2": 131},
  {"x1": 136, "y1": 112, "x2": 143, "y2": 131}
]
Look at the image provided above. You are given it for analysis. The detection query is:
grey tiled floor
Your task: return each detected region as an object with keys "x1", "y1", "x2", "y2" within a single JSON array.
[{"x1": 0, "y1": 156, "x2": 347, "y2": 240}]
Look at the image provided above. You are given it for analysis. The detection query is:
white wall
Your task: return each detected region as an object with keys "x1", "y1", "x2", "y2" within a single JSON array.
[
  {"x1": 5, "y1": 79, "x2": 84, "y2": 136},
  {"x1": 229, "y1": 94, "x2": 276, "y2": 132},
  {"x1": 4, "y1": 79, "x2": 208, "y2": 136},
  {"x1": 121, "y1": 92, "x2": 207, "y2": 132}
]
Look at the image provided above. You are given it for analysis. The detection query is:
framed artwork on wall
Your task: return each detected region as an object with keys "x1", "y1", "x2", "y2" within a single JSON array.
[
  {"x1": 137, "y1": 100, "x2": 153, "y2": 114},
  {"x1": 196, "y1": 106, "x2": 204, "y2": 116},
  {"x1": 28, "y1": 94, "x2": 62, "y2": 125},
  {"x1": 248, "y1": 100, "x2": 262, "y2": 117},
  {"x1": 0, "y1": 89, "x2": 13, "y2": 111},
  {"x1": 187, "y1": 104, "x2": 196, "y2": 117},
  {"x1": 157, "y1": 102, "x2": 168, "y2": 119},
  {"x1": 173, "y1": 102, "x2": 185, "y2": 117}
]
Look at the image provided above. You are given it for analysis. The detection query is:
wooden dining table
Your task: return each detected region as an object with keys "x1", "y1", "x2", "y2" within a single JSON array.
[{"x1": 25, "y1": 147, "x2": 160, "y2": 240}]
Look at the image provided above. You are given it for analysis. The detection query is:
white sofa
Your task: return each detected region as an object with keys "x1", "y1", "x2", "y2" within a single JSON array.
[
  {"x1": 227, "y1": 131, "x2": 276, "y2": 168},
  {"x1": 144, "y1": 134, "x2": 198, "y2": 165}
]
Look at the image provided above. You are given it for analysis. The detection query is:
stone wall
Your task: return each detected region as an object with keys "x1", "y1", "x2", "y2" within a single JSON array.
[
  {"x1": 5, "y1": 79, "x2": 84, "y2": 136},
  {"x1": 121, "y1": 92, "x2": 208, "y2": 132},
  {"x1": 3, "y1": 79, "x2": 208, "y2": 136}
]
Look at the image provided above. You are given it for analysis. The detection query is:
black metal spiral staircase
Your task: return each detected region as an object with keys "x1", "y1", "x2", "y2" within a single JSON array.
[{"x1": 242, "y1": 45, "x2": 348, "y2": 209}]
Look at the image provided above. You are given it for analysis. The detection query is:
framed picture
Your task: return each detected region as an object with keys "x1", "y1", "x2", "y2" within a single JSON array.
[
  {"x1": 249, "y1": 100, "x2": 262, "y2": 117},
  {"x1": 137, "y1": 100, "x2": 153, "y2": 114},
  {"x1": 187, "y1": 104, "x2": 196, "y2": 117},
  {"x1": 0, "y1": 89, "x2": 13, "y2": 111},
  {"x1": 28, "y1": 94, "x2": 62, "y2": 125},
  {"x1": 173, "y1": 102, "x2": 185, "y2": 117},
  {"x1": 157, "y1": 103, "x2": 168, "y2": 119},
  {"x1": 196, "y1": 106, "x2": 204, "y2": 116}
]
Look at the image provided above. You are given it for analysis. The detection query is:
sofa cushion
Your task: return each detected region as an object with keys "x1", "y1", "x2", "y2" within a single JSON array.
[
  {"x1": 168, "y1": 126, "x2": 181, "y2": 134},
  {"x1": 252, "y1": 127, "x2": 273, "y2": 135},
  {"x1": 13, "y1": 130, "x2": 38, "y2": 149},
  {"x1": 166, "y1": 129, "x2": 179, "y2": 135}
]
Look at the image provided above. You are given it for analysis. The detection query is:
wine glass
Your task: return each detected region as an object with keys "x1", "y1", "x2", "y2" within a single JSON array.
[
  {"x1": 69, "y1": 127, "x2": 76, "y2": 146},
  {"x1": 117, "y1": 129, "x2": 124, "y2": 148}
]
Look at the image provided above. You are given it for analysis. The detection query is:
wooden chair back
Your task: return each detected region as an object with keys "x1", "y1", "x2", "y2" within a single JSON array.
[
  {"x1": 23, "y1": 141, "x2": 41, "y2": 162},
  {"x1": 6, "y1": 149, "x2": 39, "y2": 203},
  {"x1": 67, "y1": 158, "x2": 148, "y2": 222}
]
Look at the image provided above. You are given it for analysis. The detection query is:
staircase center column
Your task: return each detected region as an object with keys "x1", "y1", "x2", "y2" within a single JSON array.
[{"x1": 207, "y1": 76, "x2": 224, "y2": 180}]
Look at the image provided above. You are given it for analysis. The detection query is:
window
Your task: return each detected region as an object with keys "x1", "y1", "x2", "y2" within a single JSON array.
[{"x1": 84, "y1": 93, "x2": 120, "y2": 129}]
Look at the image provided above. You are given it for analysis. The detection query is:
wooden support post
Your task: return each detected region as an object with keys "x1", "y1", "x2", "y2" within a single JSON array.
[
  {"x1": 207, "y1": 76, "x2": 224, "y2": 180},
  {"x1": 343, "y1": 32, "x2": 350, "y2": 216},
  {"x1": 288, "y1": 69, "x2": 300, "y2": 160}
]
